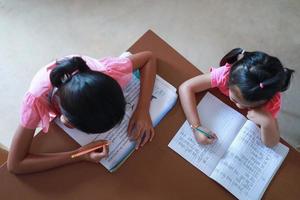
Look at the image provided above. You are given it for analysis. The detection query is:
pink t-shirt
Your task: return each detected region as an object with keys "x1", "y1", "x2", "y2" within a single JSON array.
[
  {"x1": 20, "y1": 55, "x2": 133, "y2": 132},
  {"x1": 210, "y1": 63, "x2": 281, "y2": 118}
]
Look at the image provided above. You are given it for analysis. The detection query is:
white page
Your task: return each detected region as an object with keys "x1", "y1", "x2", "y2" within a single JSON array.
[
  {"x1": 169, "y1": 92, "x2": 247, "y2": 176},
  {"x1": 211, "y1": 120, "x2": 289, "y2": 200},
  {"x1": 57, "y1": 74, "x2": 177, "y2": 171},
  {"x1": 150, "y1": 76, "x2": 177, "y2": 125}
]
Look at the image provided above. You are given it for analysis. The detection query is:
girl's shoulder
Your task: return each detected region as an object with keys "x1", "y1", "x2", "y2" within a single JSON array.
[
  {"x1": 94, "y1": 56, "x2": 133, "y2": 88},
  {"x1": 210, "y1": 63, "x2": 231, "y2": 90},
  {"x1": 20, "y1": 60, "x2": 59, "y2": 132},
  {"x1": 79, "y1": 55, "x2": 132, "y2": 72},
  {"x1": 210, "y1": 63, "x2": 231, "y2": 76}
]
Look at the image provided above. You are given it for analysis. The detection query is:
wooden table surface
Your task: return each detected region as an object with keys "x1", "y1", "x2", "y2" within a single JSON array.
[{"x1": 0, "y1": 30, "x2": 299, "y2": 200}]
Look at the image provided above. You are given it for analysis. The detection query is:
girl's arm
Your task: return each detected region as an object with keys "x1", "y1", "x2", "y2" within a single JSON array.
[
  {"x1": 127, "y1": 51, "x2": 156, "y2": 149},
  {"x1": 261, "y1": 119, "x2": 280, "y2": 147},
  {"x1": 8, "y1": 125, "x2": 107, "y2": 174},
  {"x1": 247, "y1": 108, "x2": 280, "y2": 147},
  {"x1": 179, "y1": 73, "x2": 217, "y2": 144}
]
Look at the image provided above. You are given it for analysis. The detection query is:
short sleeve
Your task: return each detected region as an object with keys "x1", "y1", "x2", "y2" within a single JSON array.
[
  {"x1": 210, "y1": 64, "x2": 231, "y2": 96},
  {"x1": 20, "y1": 92, "x2": 52, "y2": 132},
  {"x1": 264, "y1": 93, "x2": 281, "y2": 118},
  {"x1": 210, "y1": 64, "x2": 231, "y2": 87},
  {"x1": 98, "y1": 57, "x2": 133, "y2": 88}
]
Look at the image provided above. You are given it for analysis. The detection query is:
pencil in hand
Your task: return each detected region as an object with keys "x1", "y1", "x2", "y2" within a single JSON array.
[
  {"x1": 190, "y1": 124, "x2": 214, "y2": 139},
  {"x1": 71, "y1": 141, "x2": 110, "y2": 158}
]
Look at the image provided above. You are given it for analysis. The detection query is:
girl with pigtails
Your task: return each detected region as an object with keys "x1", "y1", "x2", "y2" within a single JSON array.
[{"x1": 179, "y1": 48, "x2": 294, "y2": 147}]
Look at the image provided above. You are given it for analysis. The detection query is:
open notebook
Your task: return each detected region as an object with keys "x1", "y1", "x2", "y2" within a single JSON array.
[
  {"x1": 169, "y1": 92, "x2": 288, "y2": 200},
  {"x1": 56, "y1": 74, "x2": 177, "y2": 172}
]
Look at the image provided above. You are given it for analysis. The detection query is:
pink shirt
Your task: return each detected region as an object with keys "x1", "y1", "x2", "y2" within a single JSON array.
[
  {"x1": 210, "y1": 63, "x2": 281, "y2": 118},
  {"x1": 20, "y1": 55, "x2": 133, "y2": 132}
]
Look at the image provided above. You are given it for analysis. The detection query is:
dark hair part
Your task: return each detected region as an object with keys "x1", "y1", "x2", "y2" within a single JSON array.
[
  {"x1": 50, "y1": 57, "x2": 126, "y2": 133},
  {"x1": 221, "y1": 48, "x2": 295, "y2": 102}
]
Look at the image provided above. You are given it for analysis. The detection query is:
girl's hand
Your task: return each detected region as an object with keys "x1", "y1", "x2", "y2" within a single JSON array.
[
  {"x1": 79, "y1": 140, "x2": 109, "y2": 163},
  {"x1": 127, "y1": 110, "x2": 155, "y2": 150},
  {"x1": 247, "y1": 107, "x2": 274, "y2": 127},
  {"x1": 192, "y1": 126, "x2": 217, "y2": 145}
]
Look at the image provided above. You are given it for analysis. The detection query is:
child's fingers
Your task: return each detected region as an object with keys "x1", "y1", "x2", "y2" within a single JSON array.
[
  {"x1": 89, "y1": 146, "x2": 109, "y2": 162},
  {"x1": 207, "y1": 132, "x2": 218, "y2": 143},
  {"x1": 127, "y1": 119, "x2": 135, "y2": 138},
  {"x1": 141, "y1": 130, "x2": 150, "y2": 147},
  {"x1": 207, "y1": 137, "x2": 216, "y2": 144},
  {"x1": 132, "y1": 125, "x2": 143, "y2": 140},
  {"x1": 210, "y1": 133, "x2": 218, "y2": 139},
  {"x1": 100, "y1": 145, "x2": 109, "y2": 157},
  {"x1": 150, "y1": 127, "x2": 155, "y2": 142},
  {"x1": 135, "y1": 136, "x2": 142, "y2": 150},
  {"x1": 89, "y1": 152, "x2": 103, "y2": 163},
  {"x1": 193, "y1": 131, "x2": 215, "y2": 145}
]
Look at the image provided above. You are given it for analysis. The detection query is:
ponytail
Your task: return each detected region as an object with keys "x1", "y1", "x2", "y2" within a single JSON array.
[
  {"x1": 280, "y1": 68, "x2": 295, "y2": 91},
  {"x1": 255, "y1": 67, "x2": 294, "y2": 93},
  {"x1": 220, "y1": 48, "x2": 245, "y2": 66},
  {"x1": 50, "y1": 56, "x2": 90, "y2": 88}
]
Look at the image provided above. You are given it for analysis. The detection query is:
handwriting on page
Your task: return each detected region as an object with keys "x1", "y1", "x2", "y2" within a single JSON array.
[
  {"x1": 169, "y1": 92, "x2": 247, "y2": 176},
  {"x1": 211, "y1": 121, "x2": 286, "y2": 200},
  {"x1": 169, "y1": 121, "x2": 228, "y2": 176}
]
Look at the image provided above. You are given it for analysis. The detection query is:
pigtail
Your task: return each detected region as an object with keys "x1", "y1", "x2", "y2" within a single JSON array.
[
  {"x1": 220, "y1": 48, "x2": 244, "y2": 66},
  {"x1": 280, "y1": 67, "x2": 295, "y2": 92},
  {"x1": 50, "y1": 56, "x2": 89, "y2": 88},
  {"x1": 259, "y1": 71, "x2": 284, "y2": 91},
  {"x1": 258, "y1": 67, "x2": 294, "y2": 92}
]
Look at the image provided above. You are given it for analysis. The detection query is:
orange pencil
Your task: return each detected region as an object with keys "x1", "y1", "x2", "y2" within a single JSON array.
[{"x1": 71, "y1": 142, "x2": 110, "y2": 158}]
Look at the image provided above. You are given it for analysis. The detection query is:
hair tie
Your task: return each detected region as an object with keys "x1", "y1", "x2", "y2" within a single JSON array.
[
  {"x1": 61, "y1": 74, "x2": 71, "y2": 84},
  {"x1": 259, "y1": 82, "x2": 264, "y2": 89},
  {"x1": 60, "y1": 70, "x2": 79, "y2": 85}
]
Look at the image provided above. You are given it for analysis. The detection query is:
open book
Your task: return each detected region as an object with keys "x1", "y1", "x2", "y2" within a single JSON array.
[
  {"x1": 56, "y1": 74, "x2": 177, "y2": 172},
  {"x1": 168, "y1": 92, "x2": 288, "y2": 200}
]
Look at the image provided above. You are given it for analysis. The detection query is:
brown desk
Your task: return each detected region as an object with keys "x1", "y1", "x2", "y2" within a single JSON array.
[{"x1": 1, "y1": 30, "x2": 300, "y2": 200}]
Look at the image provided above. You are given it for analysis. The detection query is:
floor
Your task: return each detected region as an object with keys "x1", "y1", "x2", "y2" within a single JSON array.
[{"x1": 0, "y1": 0, "x2": 299, "y2": 150}]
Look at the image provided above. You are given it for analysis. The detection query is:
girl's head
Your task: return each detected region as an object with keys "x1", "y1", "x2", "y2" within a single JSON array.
[
  {"x1": 220, "y1": 48, "x2": 294, "y2": 109},
  {"x1": 50, "y1": 57, "x2": 126, "y2": 133}
]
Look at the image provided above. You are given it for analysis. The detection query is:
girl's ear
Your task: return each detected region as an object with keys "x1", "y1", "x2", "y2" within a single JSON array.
[{"x1": 60, "y1": 115, "x2": 74, "y2": 129}]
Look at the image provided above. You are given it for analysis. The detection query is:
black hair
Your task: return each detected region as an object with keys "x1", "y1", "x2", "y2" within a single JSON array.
[
  {"x1": 50, "y1": 56, "x2": 126, "y2": 133},
  {"x1": 220, "y1": 48, "x2": 295, "y2": 102}
]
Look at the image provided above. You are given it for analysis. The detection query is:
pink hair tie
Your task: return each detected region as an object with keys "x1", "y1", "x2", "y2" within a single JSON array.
[{"x1": 259, "y1": 83, "x2": 264, "y2": 89}]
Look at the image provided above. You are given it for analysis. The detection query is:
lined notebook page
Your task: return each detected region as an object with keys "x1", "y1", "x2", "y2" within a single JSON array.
[
  {"x1": 169, "y1": 92, "x2": 247, "y2": 176},
  {"x1": 211, "y1": 120, "x2": 289, "y2": 200}
]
